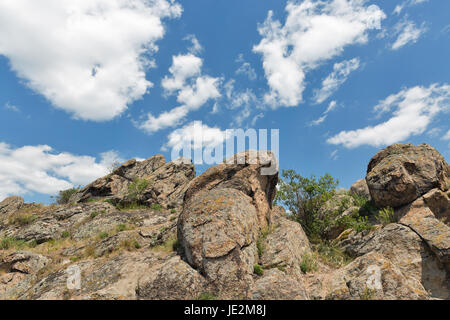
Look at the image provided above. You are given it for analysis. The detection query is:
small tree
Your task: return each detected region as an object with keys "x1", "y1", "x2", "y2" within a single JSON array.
[
  {"x1": 275, "y1": 169, "x2": 338, "y2": 240},
  {"x1": 54, "y1": 187, "x2": 80, "y2": 204}
]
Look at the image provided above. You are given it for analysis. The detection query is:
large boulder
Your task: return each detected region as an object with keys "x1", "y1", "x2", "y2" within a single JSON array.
[
  {"x1": 69, "y1": 155, "x2": 195, "y2": 209},
  {"x1": 366, "y1": 144, "x2": 449, "y2": 208},
  {"x1": 178, "y1": 150, "x2": 278, "y2": 298}
]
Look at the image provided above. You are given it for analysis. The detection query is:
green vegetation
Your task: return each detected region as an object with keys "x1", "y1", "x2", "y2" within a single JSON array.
[
  {"x1": 256, "y1": 226, "x2": 273, "y2": 258},
  {"x1": 54, "y1": 187, "x2": 80, "y2": 204},
  {"x1": 275, "y1": 169, "x2": 338, "y2": 240},
  {"x1": 197, "y1": 293, "x2": 217, "y2": 300},
  {"x1": 300, "y1": 253, "x2": 317, "y2": 273},
  {"x1": 253, "y1": 264, "x2": 264, "y2": 276},
  {"x1": 151, "y1": 203, "x2": 162, "y2": 211},
  {"x1": 61, "y1": 231, "x2": 70, "y2": 239},
  {"x1": 8, "y1": 212, "x2": 38, "y2": 226},
  {"x1": 0, "y1": 237, "x2": 29, "y2": 250},
  {"x1": 90, "y1": 211, "x2": 100, "y2": 219},
  {"x1": 360, "y1": 287, "x2": 377, "y2": 300},
  {"x1": 152, "y1": 234, "x2": 179, "y2": 253},
  {"x1": 116, "y1": 224, "x2": 127, "y2": 232},
  {"x1": 377, "y1": 207, "x2": 395, "y2": 226},
  {"x1": 98, "y1": 232, "x2": 109, "y2": 239},
  {"x1": 170, "y1": 209, "x2": 177, "y2": 214},
  {"x1": 314, "y1": 241, "x2": 352, "y2": 268},
  {"x1": 127, "y1": 178, "x2": 150, "y2": 202}
]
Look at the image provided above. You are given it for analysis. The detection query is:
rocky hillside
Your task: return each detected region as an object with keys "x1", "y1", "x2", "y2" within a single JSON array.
[{"x1": 0, "y1": 144, "x2": 448, "y2": 300}]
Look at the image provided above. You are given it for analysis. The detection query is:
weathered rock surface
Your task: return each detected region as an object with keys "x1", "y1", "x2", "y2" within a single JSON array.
[
  {"x1": 366, "y1": 144, "x2": 449, "y2": 208},
  {"x1": 0, "y1": 196, "x2": 24, "y2": 215},
  {"x1": 178, "y1": 150, "x2": 278, "y2": 298},
  {"x1": 251, "y1": 269, "x2": 309, "y2": 300},
  {"x1": 423, "y1": 188, "x2": 450, "y2": 225},
  {"x1": 313, "y1": 251, "x2": 429, "y2": 300},
  {"x1": 396, "y1": 197, "x2": 450, "y2": 271},
  {"x1": 338, "y1": 224, "x2": 448, "y2": 299},
  {"x1": 260, "y1": 214, "x2": 311, "y2": 271},
  {"x1": 350, "y1": 179, "x2": 371, "y2": 200},
  {"x1": 69, "y1": 155, "x2": 195, "y2": 209},
  {"x1": 136, "y1": 256, "x2": 207, "y2": 300}
]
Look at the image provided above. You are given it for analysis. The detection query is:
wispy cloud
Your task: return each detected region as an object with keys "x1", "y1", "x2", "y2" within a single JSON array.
[
  {"x1": 235, "y1": 54, "x2": 257, "y2": 81},
  {"x1": 310, "y1": 101, "x2": 338, "y2": 126},
  {"x1": 327, "y1": 83, "x2": 450, "y2": 148},
  {"x1": 313, "y1": 58, "x2": 360, "y2": 104},
  {"x1": 393, "y1": 0, "x2": 429, "y2": 15},
  {"x1": 4, "y1": 102, "x2": 20, "y2": 113},
  {"x1": 391, "y1": 18, "x2": 426, "y2": 50}
]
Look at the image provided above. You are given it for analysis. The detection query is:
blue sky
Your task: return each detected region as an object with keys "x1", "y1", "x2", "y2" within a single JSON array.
[{"x1": 0, "y1": 0, "x2": 449, "y2": 204}]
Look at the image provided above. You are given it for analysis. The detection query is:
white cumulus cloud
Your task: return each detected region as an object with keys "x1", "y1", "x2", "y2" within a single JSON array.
[
  {"x1": 164, "y1": 121, "x2": 226, "y2": 151},
  {"x1": 327, "y1": 84, "x2": 450, "y2": 148},
  {"x1": 0, "y1": 0, "x2": 182, "y2": 121},
  {"x1": 253, "y1": 0, "x2": 385, "y2": 108},
  {"x1": 139, "y1": 51, "x2": 221, "y2": 133},
  {"x1": 0, "y1": 143, "x2": 125, "y2": 201},
  {"x1": 313, "y1": 58, "x2": 360, "y2": 104}
]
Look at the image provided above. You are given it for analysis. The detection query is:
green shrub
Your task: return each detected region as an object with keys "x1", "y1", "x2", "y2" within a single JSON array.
[
  {"x1": 0, "y1": 237, "x2": 27, "y2": 250},
  {"x1": 90, "y1": 211, "x2": 100, "y2": 219},
  {"x1": 275, "y1": 169, "x2": 338, "y2": 241},
  {"x1": 197, "y1": 293, "x2": 217, "y2": 300},
  {"x1": 151, "y1": 203, "x2": 162, "y2": 211},
  {"x1": 61, "y1": 231, "x2": 70, "y2": 238},
  {"x1": 300, "y1": 253, "x2": 317, "y2": 273},
  {"x1": 256, "y1": 226, "x2": 272, "y2": 258},
  {"x1": 377, "y1": 207, "x2": 395, "y2": 226},
  {"x1": 335, "y1": 209, "x2": 372, "y2": 233},
  {"x1": 127, "y1": 178, "x2": 150, "y2": 202},
  {"x1": 170, "y1": 209, "x2": 177, "y2": 214},
  {"x1": 116, "y1": 224, "x2": 127, "y2": 232},
  {"x1": 253, "y1": 264, "x2": 264, "y2": 276},
  {"x1": 54, "y1": 187, "x2": 80, "y2": 204},
  {"x1": 99, "y1": 232, "x2": 109, "y2": 239},
  {"x1": 9, "y1": 212, "x2": 37, "y2": 226},
  {"x1": 315, "y1": 241, "x2": 352, "y2": 268}
]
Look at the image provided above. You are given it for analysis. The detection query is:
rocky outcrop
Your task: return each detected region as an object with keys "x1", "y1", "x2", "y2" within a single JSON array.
[
  {"x1": 69, "y1": 155, "x2": 195, "y2": 209},
  {"x1": 350, "y1": 179, "x2": 371, "y2": 200},
  {"x1": 0, "y1": 145, "x2": 448, "y2": 300},
  {"x1": 178, "y1": 150, "x2": 278, "y2": 298},
  {"x1": 0, "y1": 196, "x2": 24, "y2": 215},
  {"x1": 337, "y1": 224, "x2": 448, "y2": 299},
  {"x1": 366, "y1": 144, "x2": 449, "y2": 208}
]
